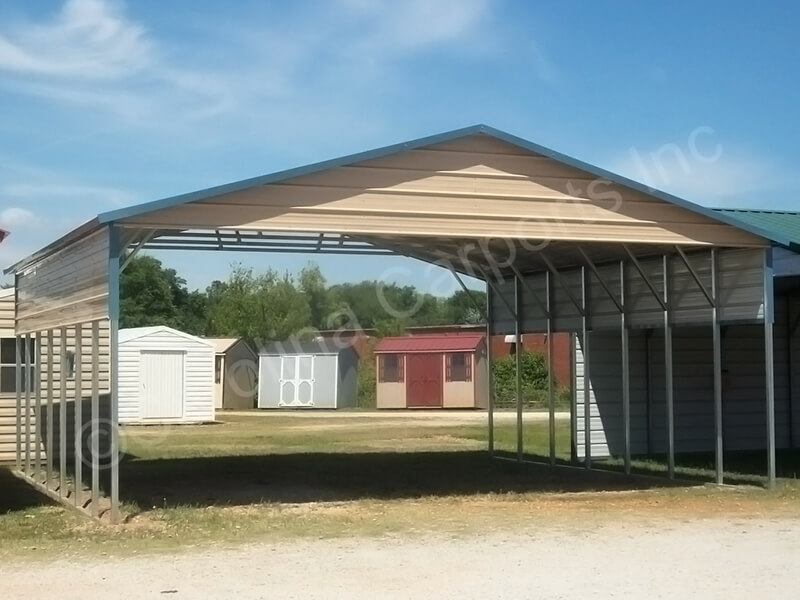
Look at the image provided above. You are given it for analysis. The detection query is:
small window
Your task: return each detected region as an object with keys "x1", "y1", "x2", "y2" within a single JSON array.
[
  {"x1": 215, "y1": 355, "x2": 223, "y2": 384},
  {"x1": 0, "y1": 337, "x2": 36, "y2": 394},
  {"x1": 378, "y1": 354, "x2": 404, "y2": 383},
  {"x1": 446, "y1": 352, "x2": 472, "y2": 382}
]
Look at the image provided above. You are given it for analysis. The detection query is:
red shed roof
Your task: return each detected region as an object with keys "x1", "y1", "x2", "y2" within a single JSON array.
[{"x1": 375, "y1": 334, "x2": 484, "y2": 354}]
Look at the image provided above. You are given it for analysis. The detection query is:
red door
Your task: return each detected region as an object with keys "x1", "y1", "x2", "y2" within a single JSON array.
[{"x1": 406, "y1": 353, "x2": 443, "y2": 408}]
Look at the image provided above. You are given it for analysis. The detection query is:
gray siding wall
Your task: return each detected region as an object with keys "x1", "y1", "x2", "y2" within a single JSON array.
[
  {"x1": 337, "y1": 347, "x2": 359, "y2": 408},
  {"x1": 575, "y1": 295, "x2": 799, "y2": 459},
  {"x1": 312, "y1": 354, "x2": 338, "y2": 409},
  {"x1": 490, "y1": 248, "x2": 766, "y2": 335},
  {"x1": 258, "y1": 355, "x2": 282, "y2": 408}
]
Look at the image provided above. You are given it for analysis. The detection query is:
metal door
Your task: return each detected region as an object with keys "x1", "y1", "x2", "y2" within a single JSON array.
[
  {"x1": 279, "y1": 355, "x2": 315, "y2": 407},
  {"x1": 140, "y1": 351, "x2": 184, "y2": 419},
  {"x1": 406, "y1": 353, "x2": 443, "y2": 408}
]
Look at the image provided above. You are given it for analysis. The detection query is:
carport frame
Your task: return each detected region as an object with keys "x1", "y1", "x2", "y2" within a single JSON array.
[{"x1": 4, "y1": 124, "x2": 791, "y2": 521}]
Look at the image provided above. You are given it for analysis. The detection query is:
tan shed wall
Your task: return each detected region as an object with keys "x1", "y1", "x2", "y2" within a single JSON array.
[
  {"x1": 118, "y1": 135, "x2": 767, "y2": 248},
  {"x1": 376, "y1": 381, "x2": 406, "y2": 409},
  {"x1": 442, "y1": 347, "x2": 486, "y2": 408},
  {"x1": 16, "y1": 228, "x2": 109, "y2": 335}
]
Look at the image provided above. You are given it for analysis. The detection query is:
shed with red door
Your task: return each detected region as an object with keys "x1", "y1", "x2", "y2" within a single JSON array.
[{"x1": 374, "y1": 334, "x2": 487, "y2": 409}]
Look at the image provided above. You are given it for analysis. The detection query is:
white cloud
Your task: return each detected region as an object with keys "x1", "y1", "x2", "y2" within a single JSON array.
[
  {"x1": 0, "y1": 207, "x2": 35, "y2": 228},
  {"x1": 609, "y1": 138, "x2": 788, "y2": 207},
  {"x1": 0, "y1": 0, "x2": 152, "y2": 79},
  {"x1": 0, "y1": 0, "x2": 512, "y2": 131},
  {"x1": 2, "y1": 182, "x2": 138, "y2": 207}
]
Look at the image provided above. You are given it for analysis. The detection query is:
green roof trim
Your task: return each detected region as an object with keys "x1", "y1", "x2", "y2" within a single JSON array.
[{"x1": 714, "y1": 209, "x2": 800, "y2": 251}]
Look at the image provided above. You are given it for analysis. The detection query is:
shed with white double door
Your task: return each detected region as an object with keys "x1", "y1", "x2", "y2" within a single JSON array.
[
  {"x1": 258, "y1": 340, "x2": 358, "y2": 409},
  {"x1": 118, "y1": 326, "x2": 215, "y2": 424}
]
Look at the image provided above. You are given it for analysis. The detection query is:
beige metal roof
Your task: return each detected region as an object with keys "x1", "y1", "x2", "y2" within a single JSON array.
[{"x1": 203, "y1": 337, "x2": 242, "y2": 354}]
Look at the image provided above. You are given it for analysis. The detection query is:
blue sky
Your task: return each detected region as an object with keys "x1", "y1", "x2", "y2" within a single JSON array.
[{"x1": 0, "y1": 0, "x2": 798, "y2": 291}]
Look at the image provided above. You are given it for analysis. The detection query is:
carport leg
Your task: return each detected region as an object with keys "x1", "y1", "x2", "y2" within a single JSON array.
[
  {"x1": 546, "y1": 271, "x2": 555, "y2": 466},
  {"x1": 711, "y1": 250, "x2": 723, "y2": 484},
  {"x1": 91, "y1": 321, "x2": 100, "y2": 517},
  {"x1": 486, "y1": 282, "x2": 494, "y2": 456},
  {"x1": 763, "y1": 248, "x2": 776, "y2": 489},
  {"x1": 582, "y1": 267, "x2": 591, "y2": 470},
  {"x1": 59, "y1": 327, "x2": 67, "y2": 497},
  {"x1": 766, "y1": 320, "x2": 776, "y2": 488},
  {"x1": 514, "y1": 275, "x2": 523, "y2": 462},
  {"x1": 46, "y1": 330, "x2": 54, "y2": 489},
  {"x1": 74, "y1": 324, "x2": 83, "y2": 508},
  {"x1": 109, "y1": 227, "x2": 121, "y2": 523},
  {"x1": 24, "y1": 334, "x2": 31, "y2": 476},
  {"x1": 620, "y1": 261, "x2": 631, "y2": 474},
  {"x1": 34, "y1": 332, "x2": 41, "y2": 482},
  {"x1": 15, "y1": 336, "x2": 22, "y2": 470},
  {"x1": 663, "y1": 255, "x2": 675, "y2": 479}
]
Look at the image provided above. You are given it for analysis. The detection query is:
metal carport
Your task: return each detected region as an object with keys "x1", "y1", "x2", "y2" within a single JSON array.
[{"x1": 5, "y1": 124, "x2": 799, "y2": 522}]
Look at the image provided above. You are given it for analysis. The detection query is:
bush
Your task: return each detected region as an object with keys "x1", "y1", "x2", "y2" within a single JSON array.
[
  {"x1": 356, "y1": 344, "x2": 377, "y2": 409},
  {"x1": 492, "y1": 351, "x2": 549, "y2": 408}
]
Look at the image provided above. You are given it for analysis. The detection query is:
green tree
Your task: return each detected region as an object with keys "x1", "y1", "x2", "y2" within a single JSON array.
[
  {"x1": 443, "y1": 289, "x2": 486, "y2": 325},
  {"x1": 120, "y1": 255, "x2": 207, "y2": 335},
  {"x1": 206, "y1": 265, "x2": 311, "y2": 342},
  {"x1": 492, "y1": 351, "x2": 549, "y2": 408}
]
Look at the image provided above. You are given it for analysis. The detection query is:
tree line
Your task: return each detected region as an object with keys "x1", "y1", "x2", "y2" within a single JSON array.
[{"x1": 121, "y1": 256, "x2": 487, "y2": 341}]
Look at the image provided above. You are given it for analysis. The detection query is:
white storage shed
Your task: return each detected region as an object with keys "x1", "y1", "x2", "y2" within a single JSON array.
[{"x1": 118, "y1": 326, "x2": 215, "y2": 424}]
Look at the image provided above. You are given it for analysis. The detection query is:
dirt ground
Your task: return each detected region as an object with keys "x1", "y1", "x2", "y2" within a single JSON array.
[{"x1": 4, "y1": 517, "x2": 800, "y2": 600}]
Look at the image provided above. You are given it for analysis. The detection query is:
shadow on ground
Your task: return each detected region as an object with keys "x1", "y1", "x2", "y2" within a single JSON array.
[
  {"x1": 118, "y1": 451, "x2": 690, "y2": 510},
  {"x1": 0, "y1": 467, "x2": 55, "y2": 513}
]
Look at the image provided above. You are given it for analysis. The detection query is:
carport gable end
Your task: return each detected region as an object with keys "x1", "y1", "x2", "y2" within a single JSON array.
[{"x1": 90, "y1": 125, "x2": 773, "y2": 253}]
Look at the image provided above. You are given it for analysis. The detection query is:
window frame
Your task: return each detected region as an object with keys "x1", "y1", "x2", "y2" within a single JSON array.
[
  {"x1": 445, "y1": 351, "x2": 472, "y2": 383},
  {"x1": 378, "y1": 353, "x2": 404, "y2": 383}
]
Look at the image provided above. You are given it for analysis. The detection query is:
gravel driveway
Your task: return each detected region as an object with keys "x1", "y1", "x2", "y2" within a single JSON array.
[{"x1": 5, "y1": 517, "x2": 799, "y2": 600}]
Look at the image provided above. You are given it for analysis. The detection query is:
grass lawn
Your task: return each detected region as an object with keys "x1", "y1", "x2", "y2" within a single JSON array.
[{"x1": 2, "y1": 412, "x2": 799, "y2": 561}]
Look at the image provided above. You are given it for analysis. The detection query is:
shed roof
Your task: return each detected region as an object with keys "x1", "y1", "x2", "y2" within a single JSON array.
[
  {"x1": 119, "y1": 325, "x2": 213, "y2": 347},
  {"x1": 258, "y1": 339, "x2": 357, "y2": 356},
  {"x1": 714, "y1": 209, "x2": 800, "y2": 250},
  {"x1": 203, "y1": 337, "x2": 242, "y2": 354},
  {"x1": 375, "y1": 334, "x2": 485, "y2": 354}
]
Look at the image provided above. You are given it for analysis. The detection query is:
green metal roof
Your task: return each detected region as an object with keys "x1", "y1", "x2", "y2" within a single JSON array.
[{"x1": 714, "y1": 209, "x2": 800, "y2": 251}]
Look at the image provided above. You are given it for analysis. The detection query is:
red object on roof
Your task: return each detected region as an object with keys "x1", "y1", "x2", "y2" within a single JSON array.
[{"x1": 375, "y1": 334, "x2": 485, "y2": 354}]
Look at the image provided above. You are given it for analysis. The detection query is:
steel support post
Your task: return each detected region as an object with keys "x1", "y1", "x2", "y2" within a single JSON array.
[
  {"x1": 91, "y1": 321, "x2": 100, "y2": 517},
  {"x1": 711, "y1": 250, "x2": 724, "y2": 484},
  {"x1": 59, "y1": 327, "x2": 67, "y2": 496},
  {"x1": 24, "y1": 334, "x2": 32, "y2": 476},
  {"x1": 663, "y1": 255, "x2": 675, "y2": 479},
  {"x1": 109, "y1": 226, "x2": 122, "y2": 522},
  {"x1": 546, "y1": 271, "x2": 555, "y2": 465},
  {"x1": 486, "y1": 282, "x2": 494, "y2": 456},
  {"x1": 764, "y1": 250, "x2": 777, "y2": 488},
  {"x1": 620, "y1": 261, "x2": 631, "y2": 474},
  {"x1": 45, "y1": 330, "x2": 54, "y2": 489},
  {"x1": 582, "y1": 267, "x2": 591, "y2": 470},
  {"x1": 514, "y1": 274, "x2": 523, "y2": 462},
  {"x1": 15, "y1": 336, "x2": 22, "y2": 470},
  {"x1": 74, "y1": 324, "x2": 83, "y2": 507}
]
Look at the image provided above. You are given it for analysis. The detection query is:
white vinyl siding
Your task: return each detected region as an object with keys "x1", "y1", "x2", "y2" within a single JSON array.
[
  {"x1": 118, "y1": 327, "x2": 214, "y2": 424},
  {"x1": 140, "y1": 351, "x2": 184, "y2": 419}
]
